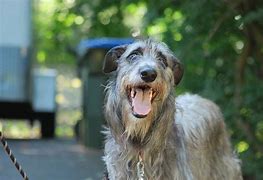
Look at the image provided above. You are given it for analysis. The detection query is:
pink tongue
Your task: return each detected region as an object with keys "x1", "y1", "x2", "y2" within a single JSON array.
[{"x1": 131, "y1": 88, "x2": 152, "y2": 116}]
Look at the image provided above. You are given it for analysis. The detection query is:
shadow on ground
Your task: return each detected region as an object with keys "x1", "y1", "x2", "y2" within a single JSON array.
[{"x1": 0, "y1": 139, "x2": 104, "y2": 180}]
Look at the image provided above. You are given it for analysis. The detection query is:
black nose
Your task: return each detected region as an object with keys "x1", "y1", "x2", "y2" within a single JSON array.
[{"x1": 140, "y1": 67, "x2": 157, "y2": 82}]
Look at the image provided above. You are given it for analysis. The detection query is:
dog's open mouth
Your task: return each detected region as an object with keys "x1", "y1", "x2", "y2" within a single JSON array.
[{"x1": 127, "y1": 85, "x2": 157, "y2": 118}]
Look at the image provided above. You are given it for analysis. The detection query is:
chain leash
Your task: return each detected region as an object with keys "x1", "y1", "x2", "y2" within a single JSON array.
[
  {"x1": 137, "y1": 152, "x2": 146, "y2": 180},
  {"x1": 0, "y1": 131, "x2": 29, "y2": 180}
]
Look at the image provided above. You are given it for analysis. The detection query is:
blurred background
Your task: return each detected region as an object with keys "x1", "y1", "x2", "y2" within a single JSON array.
[{"x1": 0, "y1": 0, "x2": 262, "y2": 179}]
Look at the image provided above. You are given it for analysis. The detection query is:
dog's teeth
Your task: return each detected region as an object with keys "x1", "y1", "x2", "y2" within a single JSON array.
[{"x1": 149, "y1": 89, "x2": 153, "y2": 99}]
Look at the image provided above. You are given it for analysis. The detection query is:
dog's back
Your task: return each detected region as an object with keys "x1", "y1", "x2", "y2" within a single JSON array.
[{"x1": 175, "y1": 93, "x2": 242, "y2": 179}]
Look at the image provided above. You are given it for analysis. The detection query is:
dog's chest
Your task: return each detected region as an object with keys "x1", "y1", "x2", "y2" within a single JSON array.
[{"x1": 108, "y1": 150, "x2": 178, "y2": 180}]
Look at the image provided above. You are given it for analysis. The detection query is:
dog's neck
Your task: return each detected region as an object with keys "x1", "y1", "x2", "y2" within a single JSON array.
[{"x1": 104, "y1": 85, "x2": 192, "y2": 179}]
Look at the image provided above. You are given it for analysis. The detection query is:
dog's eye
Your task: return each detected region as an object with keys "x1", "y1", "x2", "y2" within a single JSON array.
[
  {"x1": 157, "y1": 53, "x2": 168, "y2": 67},
  {"x1": 127, "y1": 51, "x2": 142, "y2": 61}
]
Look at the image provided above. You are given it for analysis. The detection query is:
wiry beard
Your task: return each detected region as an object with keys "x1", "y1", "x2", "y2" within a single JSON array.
[
  {"x1": 104, "y1": 79, "x2": 175, "y2": 149},
  {"x1": 122, "y1": 100, "x2": 157, "y2": 147}
]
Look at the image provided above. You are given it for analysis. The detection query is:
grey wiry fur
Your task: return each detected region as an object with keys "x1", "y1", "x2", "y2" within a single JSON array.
[{"x1": 103, "y1": 39, "x2": 242, "y2": 180}]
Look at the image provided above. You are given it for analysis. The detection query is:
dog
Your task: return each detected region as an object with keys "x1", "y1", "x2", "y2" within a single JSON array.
[{"x1": 102, "y1": 39, "x2": 242, "y2": 180}]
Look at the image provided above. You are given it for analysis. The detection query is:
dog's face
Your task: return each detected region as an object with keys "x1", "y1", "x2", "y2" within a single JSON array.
[{"x1": 103, "y1": 40, "x2": 183, "y2": 139}]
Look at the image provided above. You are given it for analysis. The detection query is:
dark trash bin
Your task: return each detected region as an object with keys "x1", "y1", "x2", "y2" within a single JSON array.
[{"x1": 76, "y1": 38, "x2": 133, "y2": 149}]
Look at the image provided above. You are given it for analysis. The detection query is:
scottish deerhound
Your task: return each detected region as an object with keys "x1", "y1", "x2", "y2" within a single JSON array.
[{"x1": 102, "y1": 39, "x2": 242, "y2": 180}]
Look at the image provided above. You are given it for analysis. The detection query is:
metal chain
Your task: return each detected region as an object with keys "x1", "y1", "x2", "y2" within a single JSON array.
[
  {"x1": 137, "y1": 154, "x2": 146, "y2": 180},
  {"x1": 0, "y1": 131, "x2": 29, "y2": 180}
]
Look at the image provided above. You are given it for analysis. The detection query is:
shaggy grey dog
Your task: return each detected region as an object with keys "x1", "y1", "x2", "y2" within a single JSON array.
[{"x1": 102, "y1": 39, "x2": 242, "y2": 180}]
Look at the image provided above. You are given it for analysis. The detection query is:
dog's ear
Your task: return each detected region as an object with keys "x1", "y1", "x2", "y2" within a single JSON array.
[
  {"x1": 103, "y1": 45, "x2": 127, "y2": 73},
  {"x1": 171, "y1": 56, "x2": 184, "y2": 85}
]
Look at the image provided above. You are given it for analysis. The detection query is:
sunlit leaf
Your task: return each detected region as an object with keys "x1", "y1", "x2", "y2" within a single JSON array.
[
  {"x1": 37, "y1": 51, "x2": 46, "y2": 63},
  {"x1": 236, "y1": 141, "x2": 249, "y2": 153},
  {"x1": 71, "y1": 78, "x2": 82, "y2": 88}
]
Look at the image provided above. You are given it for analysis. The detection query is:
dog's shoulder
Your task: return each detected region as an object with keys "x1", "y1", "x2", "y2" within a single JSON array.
[
  {"x1": 175, "y1": 93, "x2": 221, "y2": 115},
  {"x1": 174, "y1": 93, "x2": 224, "y2": 141}
]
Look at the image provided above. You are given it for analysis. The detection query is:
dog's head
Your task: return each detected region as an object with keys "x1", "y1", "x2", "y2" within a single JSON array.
[{"x1": 103, "y1": 39, "x2": 183, "y2": 140}]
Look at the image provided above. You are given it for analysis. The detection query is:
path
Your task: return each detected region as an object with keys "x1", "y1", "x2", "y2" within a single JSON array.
[{"x1": 0, "y1": 139, "x2": 104, "y2": 180}]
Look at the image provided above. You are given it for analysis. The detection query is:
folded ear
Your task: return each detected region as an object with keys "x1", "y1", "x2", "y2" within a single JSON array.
[
  {"x1": 103, "y1": 45, "x2": 127, "y2": 73},
  {"x1": 171, "y1": 56, "x2": 184, "y2": 85}
]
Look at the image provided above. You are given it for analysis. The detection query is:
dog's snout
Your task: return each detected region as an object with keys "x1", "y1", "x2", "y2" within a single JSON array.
[{"x1": 140, "y1": 67, "x2": 157, "y2": 82}]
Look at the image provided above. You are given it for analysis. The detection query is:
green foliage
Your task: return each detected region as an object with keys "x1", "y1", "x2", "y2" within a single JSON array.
[{"x1": 34, "y1": 0, "x2": 263, "y2": 178}]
